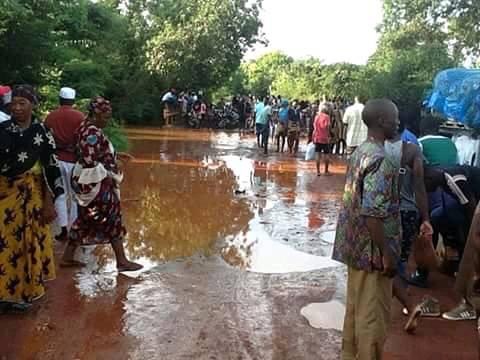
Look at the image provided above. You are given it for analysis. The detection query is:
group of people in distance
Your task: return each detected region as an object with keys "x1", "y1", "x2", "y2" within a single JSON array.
[
  {"x1": 0, "y1": 84, "x2": 141, "y2": 314},
  {"x1": 252, "y1": 95, "x2": 367, "y2": 177}
]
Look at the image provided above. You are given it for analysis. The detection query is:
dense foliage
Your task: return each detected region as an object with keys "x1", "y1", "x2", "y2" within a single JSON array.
[
  {"x1": 2, "y1": 0, "x2": 480, "y2": 124},
  {"x1": 0, "y1": 0, "x2": 264, "y2": 124}
]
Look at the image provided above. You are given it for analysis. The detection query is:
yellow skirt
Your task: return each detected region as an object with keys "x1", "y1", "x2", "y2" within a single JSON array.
[{"x1": 0, "y1": 171, "x2": 56, "y2": 304}]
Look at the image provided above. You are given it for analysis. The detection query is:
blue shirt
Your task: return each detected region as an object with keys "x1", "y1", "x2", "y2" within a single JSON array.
[
  {"x1": 256, "y1": 104, "x2": 271, "y2": 125},
  {"x1": 278, "y1": 107, "x2": 289, "y2": 124},
  {"x1": 401, "y1": 129, "x2": 419, "y2": 146}
]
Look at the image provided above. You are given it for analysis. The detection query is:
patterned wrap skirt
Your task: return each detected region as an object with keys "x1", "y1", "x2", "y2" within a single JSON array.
[
  {"x1": 69, "y1": 177, "x2": 126, "y2": 245},
  {"x1": 0, "y1": 171, "x2": 56, "y2": 304}
]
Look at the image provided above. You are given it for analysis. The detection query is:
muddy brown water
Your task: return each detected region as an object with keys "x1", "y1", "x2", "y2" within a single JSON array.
[{"x1": 0, "y1": 128, "x2": 478, "y2": 359}]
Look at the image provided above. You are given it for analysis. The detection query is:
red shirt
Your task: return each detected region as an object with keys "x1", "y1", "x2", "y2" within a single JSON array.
[
  {"x1": 45, "y1": 105, "x2": 85, "y2": 163},
  {"x1": 313, "y1": 113, "x2": 331, "y2": 144}
]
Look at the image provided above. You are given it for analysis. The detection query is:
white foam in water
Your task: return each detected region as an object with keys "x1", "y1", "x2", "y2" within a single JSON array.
[
  {"x1": 225, "y1": 220, "x2": 340, "y2": 274},
  {"x1": 301, "y1": 300, "x2": 345, "y2": 331}
]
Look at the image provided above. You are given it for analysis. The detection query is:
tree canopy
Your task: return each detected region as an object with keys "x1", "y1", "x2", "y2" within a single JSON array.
[
  {"x1": 2, "y1": 0, "x2": 480, "y2": 123},
  {"x1": 0, "y1": 0, "x2": 264, "y2": 123}
]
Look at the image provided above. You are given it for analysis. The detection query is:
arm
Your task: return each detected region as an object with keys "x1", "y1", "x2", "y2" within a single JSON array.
[
  {"x1": 361, "y1": 157, "x2": 398, "y2": 276},
  {"x1": 366, "y1": 217, "x2": 389, "y2": 256},
  {"x1": 412, "y1": 145, "x2": 430, "y2": 223}
]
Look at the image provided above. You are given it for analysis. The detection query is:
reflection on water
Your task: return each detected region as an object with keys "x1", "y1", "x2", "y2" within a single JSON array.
[
  {"x1": 122, "y1": 161, "x2": 253, "y2": 262},
  {"x1": 222, "y1": 222, "x2": 340, "y2": 274},
  {"x1": 73, "y1": 128, "x2": 345, "y2": 296}
]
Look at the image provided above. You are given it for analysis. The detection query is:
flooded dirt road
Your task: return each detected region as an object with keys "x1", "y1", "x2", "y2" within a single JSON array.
[{"x1": 1, "y1": 128, "x2": 478, "y2": 359}]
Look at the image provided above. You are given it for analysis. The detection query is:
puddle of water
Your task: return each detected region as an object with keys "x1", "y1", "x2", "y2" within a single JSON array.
[
  {"x1": 73, "y1": 246, "x2": 158, "y2": 298},
  {"x1": 72, "y1": 128, "x2": 345, "y2": 295},
  {"x1": 222, "y1": 219, "x2": 340, "y2": 274},
  {"x1": 301, "y1": 300, "x2": 345, "y2": 331}
]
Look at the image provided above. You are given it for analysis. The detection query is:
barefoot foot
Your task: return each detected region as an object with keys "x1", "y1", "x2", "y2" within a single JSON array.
[{"x1": 117, "y1": 261, "x2": 143, "y2": 272}]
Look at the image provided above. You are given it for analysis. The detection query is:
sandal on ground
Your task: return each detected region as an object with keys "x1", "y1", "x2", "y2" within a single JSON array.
[
  {"x1": 442, "y1": 300, "x2": 477, "y2": 321},
  {"x1": 404, "y1": 304, "x2": 422, "y2": 333},
  {"x1": 0, "y1": 301, "x2": 32, "y2": 314},
  {"x1": 403, "y1": 296, "x2": 441, "y2": 317},
  {"x1": 60, "y1": 260, "x2": 87, "y2": 268}
]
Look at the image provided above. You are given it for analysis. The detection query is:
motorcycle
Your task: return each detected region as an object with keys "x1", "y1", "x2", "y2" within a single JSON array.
[{"x1": 186, "y1": 109, "x2": 202, "y2": 128}]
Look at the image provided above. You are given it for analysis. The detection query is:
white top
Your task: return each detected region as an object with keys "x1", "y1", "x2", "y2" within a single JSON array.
[
  {"x1": 343, "y1": 102, "x2": 367, "y2": 147},
  {"x1": 0, "y1": 111, "x2": 10, "y2": 123}
]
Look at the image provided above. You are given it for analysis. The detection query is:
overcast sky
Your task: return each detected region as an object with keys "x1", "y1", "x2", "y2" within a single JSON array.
[{"x1": 246, "y1": 0, "x2": 383, "y2": 64}]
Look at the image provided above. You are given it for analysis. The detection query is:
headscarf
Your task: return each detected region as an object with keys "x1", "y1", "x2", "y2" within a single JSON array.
[
  {"x1": 88, "y1": 96, "x2": 112, "y2": 115},
  {"x1": 0, "y1": 85, "x2": 12, "y2": 106},
  {"x1": 11, "y1": 84, "x2": 39, "y2": 105}
]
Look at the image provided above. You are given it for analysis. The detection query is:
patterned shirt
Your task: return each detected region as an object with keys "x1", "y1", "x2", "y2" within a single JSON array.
[{"x1": 332, "y1": 140, "x2": 401, "y2": 272}]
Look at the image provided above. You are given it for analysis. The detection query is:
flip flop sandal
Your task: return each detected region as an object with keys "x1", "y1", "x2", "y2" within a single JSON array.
[
  {"x1": 0, "y1": 302, "x2": 32, "y2": 314},
  {"x1": 403, "y1": 296, "x2": 441, "y2": 317},
  {"x1": 60, "y1": 260, "x2": 87, "y2": 268},
  {"x1": 404, "y1": 305, "x2": 422, "y2": 333}
]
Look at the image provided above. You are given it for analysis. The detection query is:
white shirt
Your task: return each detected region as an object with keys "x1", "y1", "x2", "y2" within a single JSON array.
[
  {"x1": 343, "y1": 102, "x2": 367, "y2": 147},
  {"x1": 0, "y1": 111, "x2": 10, "y2": 123}
]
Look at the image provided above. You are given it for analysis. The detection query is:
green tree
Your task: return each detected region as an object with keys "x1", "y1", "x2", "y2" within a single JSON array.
[{"x1": 145, "y1": 0, "x2": 263, "y2": 90}]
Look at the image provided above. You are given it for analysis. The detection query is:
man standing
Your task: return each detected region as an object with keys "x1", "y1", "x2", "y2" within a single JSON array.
[
  {"x1": 418, "y1": 115, "x2": 458, "y2": 166},
  {"x1": 343, "y1": 96, "x2": 367, "y2": 155},
  {"x1": 255, "y1": 97, "x2": 271, "y2": 155},
  {"x1": 45, "y1": 87, "x2": 84, "y2": 242},
  {"x1": 333, "y1": 99, "x2": 400, "y2": 359}
]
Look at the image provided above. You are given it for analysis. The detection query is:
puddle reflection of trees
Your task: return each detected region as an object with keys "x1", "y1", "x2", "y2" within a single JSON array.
[{"x1": 122, "y1": 164, "x2": 253, "y2": 261}]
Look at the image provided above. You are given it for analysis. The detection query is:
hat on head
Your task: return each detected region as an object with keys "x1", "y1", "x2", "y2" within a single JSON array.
[
  {"x1": 12, "y1": 84, "x2": 39, "y2": 105},
  {"x1": 0, "y1": 86, "x2": 12, "y2": 105},
  {"x1": 59, "y1": 87, "x2": 76, "y2": 100},
  {"x1": 88, "y1": 96, "x2": 112, "y2": 115}
]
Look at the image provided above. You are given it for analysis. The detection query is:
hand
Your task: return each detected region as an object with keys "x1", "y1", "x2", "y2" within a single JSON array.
[
  {"x1": 382, "y1": 251, "x2": 397, "y2": 278},
  {"x1": 420, "y1": 221, "x2": 434, "y2": 242},
  {"x1": 118, "y1": 152, "x2": 134, "y2": 163},
  {"x1": 117, "y1": 159, "x2": 125, "y2": 173},
  {"x1": 41, "y1": 194, "x2": 57, "y2": 225}
]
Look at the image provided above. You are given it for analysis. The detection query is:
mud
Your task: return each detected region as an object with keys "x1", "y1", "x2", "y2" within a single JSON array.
[{"x1": 0, "y1": 128, "x2": 478, "y2": 359}]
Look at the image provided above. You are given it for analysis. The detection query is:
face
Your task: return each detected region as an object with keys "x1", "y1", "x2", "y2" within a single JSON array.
[
  {"x1": 11, "y1": 96, "x2": 33, "y2": 124},
  {"x1": 94, "y1": 110, "x2": 111, "y2": 128},
  {"x1": 382, "y1": 105, "x2": 399, "y2": 140}
]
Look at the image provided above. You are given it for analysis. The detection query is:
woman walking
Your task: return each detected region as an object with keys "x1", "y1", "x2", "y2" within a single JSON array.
[
  {"x1": 0, "y1": 85, "x2": 63, "y2": 313},
  {"x1": 62, "y1": 97, "x2": 142, "y2": 272}
]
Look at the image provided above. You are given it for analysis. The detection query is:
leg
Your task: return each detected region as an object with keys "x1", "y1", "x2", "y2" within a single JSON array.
[
  {"x1": 111, "y1": 239, "x2": 143, "y2": 272},
  {"x1": 341, "y1": 267, "x2": 357, "y2": 360},
  {"x1": 324, "y1": 153, "x2": 330, "y2": 174},
  {"x1": 316, "y1": 150, "x2": 321, "y2": 176},
  {"x1": 281, "y1": 135, "x2": 286, "y2": 152},
  {"x1": 61, "y1": 240, "x2": 85, "y2": 267},
  {"x1": 263, "y1": 126, "x2": 269, "y2": 154},
  {"x1": 287, "y1": 135, "x2": 293, "y2": 153},
  {"x1": 355, "y1": 269, "x2": 392, "y2": 360}
]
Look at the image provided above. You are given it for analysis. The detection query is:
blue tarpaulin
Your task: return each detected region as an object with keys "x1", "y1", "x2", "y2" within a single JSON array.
[{"x1": 426, "y1": 68, "x2": 480, "y2": 128}]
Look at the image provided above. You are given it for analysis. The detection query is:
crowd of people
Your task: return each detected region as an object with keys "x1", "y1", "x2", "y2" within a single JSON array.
[
  {"x1": 2, "y1": 81, "x2": 480, "y2": 358},
  {"x1": 252, "y1": 95, "x2": 366, "y2": 176},
  {"x1": 333, "y1": 99, "x2": 480, "y2": 359},
  {"x1": 0, "y1": 84, "x2": 142, "y2": 313}
]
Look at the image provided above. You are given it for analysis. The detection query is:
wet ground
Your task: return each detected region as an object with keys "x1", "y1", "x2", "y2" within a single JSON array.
[{"x1": 1, "y1": 128, "x2": 478, "y2": 359}]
